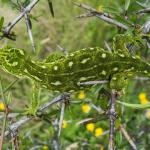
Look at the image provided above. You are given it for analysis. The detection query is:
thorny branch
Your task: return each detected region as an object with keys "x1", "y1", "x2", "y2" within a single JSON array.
[
  {"x1": 136, "y1": 7, "x2": 150, "y2": 14},
  {"x1": 51, "y1": 119, "x2": 60, "y2": 150},
  {"x1": 0, "y1": 81, "x2": 9, "y2": 150},
  {"x1": 4, "y1": 93, "x2": 70, "y2": 137},
  {"x1": 58, "y1": 102, "x2": 65, "y2": 137},
  {"x1": 11, "y1": 130, "x2": 20, "y2": 150},
  {"x1": 119, "y1": 124, "x2": 137, "y2": 150},
  {"x1": 108, "y1": 90, "x2": 117, "y2": 150},
  {"x1": 79, "y1": 80, "x2": 108, "y2": 85},
  {"x1": 57, "y1": 45, "x2": 68, "y2": 55},
  {"x1": 24, "y1": 11, "x2": 36, "y2": 52},
  {"x1": 0, "y1": 1, "x2": 149, "y2": 149},
  {"x1": 74, "y1": 2, "x2": 129, "y2": 30},
  {"x1": 1, "y1": 0, "x2": 39, "y2": 39}
]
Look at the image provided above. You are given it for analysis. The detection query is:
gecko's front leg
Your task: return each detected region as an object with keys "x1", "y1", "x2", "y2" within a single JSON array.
[{"x1": 109, "y1": 73, "x2": 129, "y2": 92}]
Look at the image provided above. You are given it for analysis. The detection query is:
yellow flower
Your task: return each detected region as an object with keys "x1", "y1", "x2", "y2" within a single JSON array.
[
  {"x1": 138, "y1": 93, "x2": 149, "y2": 105},
  {"x1": 100, "y1": 145, "x2": 104, "y2": 150},
  {"x1": 82, "y1": 104, "x2": 91, "y2": 113},
  {"x1": 78, "y1": 90, "x2": 85, "y2": 99},
  {"x1": 86, "y1": 123, "x2": 95, "y2": 132},
  {"x1": 0, "y1": 102, "x2": 5, "y2": 110},
  {"x1": 139, "y1": 93, "x2": 146, "y2": 100},
  {"x1": 95, "y1": 128, "x2": 104, "y2": 137},
  {"x1": 42, "y1": 145, "x2": 49, "y2": 150},
  {"x1": 62, "y1": 120, "x2": 68, "y2": 128},
  {"x1": 145, "y1": 109, "x2": 150, "y2": 119},
  {"x1": 140, "y1": 98, "x2": 149, "y2": 105}
]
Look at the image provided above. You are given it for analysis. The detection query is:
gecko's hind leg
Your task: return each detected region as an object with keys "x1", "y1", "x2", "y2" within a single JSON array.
[
  {"x1": 97, "y1": 87, "x2": 111, "y2": 100},
  {"x1": 109, "y1": 73, "x2": 129, "y2": 94},
  {"x1": 96, "y1": 87, "x2": 111, "y2": 110}
]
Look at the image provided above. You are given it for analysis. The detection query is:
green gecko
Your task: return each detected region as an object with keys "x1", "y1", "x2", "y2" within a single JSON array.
[{"x1": 0, "y1": 34, "x2": 149, "y2": 92}]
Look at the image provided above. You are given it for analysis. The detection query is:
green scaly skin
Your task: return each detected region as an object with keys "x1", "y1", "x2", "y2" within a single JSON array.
[{"x1": 0, "y1": 35, "x2": 149, "y2": 92}]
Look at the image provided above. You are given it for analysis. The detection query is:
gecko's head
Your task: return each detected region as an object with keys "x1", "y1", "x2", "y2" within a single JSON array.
[{"x1": 0, "y1": 47, "x2": 26, "y2": 75}]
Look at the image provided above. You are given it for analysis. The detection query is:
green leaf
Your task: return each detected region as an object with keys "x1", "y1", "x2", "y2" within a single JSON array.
[
  {"x1": 117, "y1": 101, "x2": 150, "y2": 109},
  {"x1": 23, "y1": 0, "x2": 31, "y2": 7},
  {"x1": 115, "y1": 15, "x2": 133, "y2": 26},
  {"x1": 29, "y1": 14, "x2": 39, "y2": 22},
  {"x1": 47, "y1": 0, "x2": 54, "y2": 17},
  {"x1": 103, "y1": 6, "x2": 120, "y2": 14},
  {"x1": 6, "y1": 92, "x2": 12, "y2": 104},
  {"x1": 125, "y1": 0, "x2": 130, "y2": 11},
  {"x1": 136, "y1": 0, "x2": 150, "y2": 8},
  {"x1": 115, "y1": 130, "x2": 122, "y2": 146},
  {"x1": 0, "y1": 17, "x2": 4, "y2": 31}
]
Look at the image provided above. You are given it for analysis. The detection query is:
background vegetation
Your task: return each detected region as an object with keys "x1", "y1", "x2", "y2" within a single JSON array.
[{"x1": 0, "y1": 0, "x2": 150, "y2": 149}]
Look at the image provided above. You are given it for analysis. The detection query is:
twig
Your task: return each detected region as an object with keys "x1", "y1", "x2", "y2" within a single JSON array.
[
  {"x1": 24, "y1": 12, "x2": 36, "y2": 52},
  {"x1": 136, "y1": 8, "x2": 150, "y2": 14},
  {"x1": 74, "y1": 2, "x2": 129, "y2": 30},
  {"x1": 91, "y1": 103, "x2": 104, "y2": 113},
  {"x1": 4, "y1": 117, "x2": 30, "y2": 137},
  {"x1": 134, "y1": 76, "x2": 150, "y2": 80},
  {"x1": 57, "y1": 45, "x2": 68, "y2": 55},
  {"x1": 76, "y1": 13, "x2": 94, "y2": 18},
  {"x1": 104, "y1": 41, "x2": 112, "y2": 51},
  {"x1": 79, "y1": 80, "x2": 108, "y2": 85},
  {"x1": 95, "y1": 14, "x2": 129, "y2": 30},
  {"x1": 76, "y1": 118, "x2": 94, "y2": 126},
  {"x1": 5, "y1": 93, "x2": 70, "y2": 137},
  {"x1": 51, "y1": 119, "x2": 60, "y2": 150},
  {"x1": 11, "y1": 130, "x2": 19, "y2": 150},
  {"x1": 0, "y1": 81, "x2": 8, "y2": 150},
  {"x1": 119, "y1": 124, "x2": 137, "y2": 150},
  {"x1": 2, "y1": 0, "x2": 39, "y2": 37},
  {"x1": 58, "y1": 102, "x2": 65, "y2": 137},
  {"x1": 108, "y1": 90, "x2": 117, "y2": 150},
  {"x1": 74, "y1": 2, "x2": 109, "y2": 17},
  {"x1": 0, "y1": 112, "x2": 8, "y2": 150},
  {"x1": 142, "y1": 19, "x2": 150, "y2": 48},
  {"x1": 0, "y1": 113, "x2": 18, "y2": 120},
  {"x1": 1, "y1": 78, "x2": 19, "y2": 96}
]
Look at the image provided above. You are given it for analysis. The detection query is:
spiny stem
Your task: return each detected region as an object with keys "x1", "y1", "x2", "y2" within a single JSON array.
[
  {"x1": 0, "y1": 81, "x2": 8, "y2": 150},
  {"x1": 0, "y1": 111, "x2": 8, "y2": 150},
  {"x1": 57, "y1": 45, "x2": 68, "y2": 55},
  {"x1": 136, "y1": 8, "x2": 150, "y2": 14},
  {"x1": 0, "y1": 109, "x2": 26, "y2": 113},
  {"x1": 2, "y1": 0, "x2": 39, "y2": 37},
  {"x1": 5, "y1": 93, "x2": 70, "y2": 137},
  {"x1": 24, "y1": 12, "x2": 36, "y2": 52},
  {"x1": 1, "y1": 78, "x2": 19, "y2": 96},
  {"x1": 119, "y1": 124, "x2": 137, "y2": 150},
  {"x1": 11, "y1": 129, "x2": 19, "y2": 150},
  {"x1": 58, "y1": 102, "x2": 65, "y2": 137},
  {"x1": 108, "y1": 90, "x2": 117, "y2": 150},
  {"x1": 79, "y1": 80, "x2": 108, "y2": 85},
  {"x1": 74, "y1": 2, "x2": 129, "y2": 30},
  {"x1": 52, "y1": 119, "x2": 60, "y2": 150}
]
